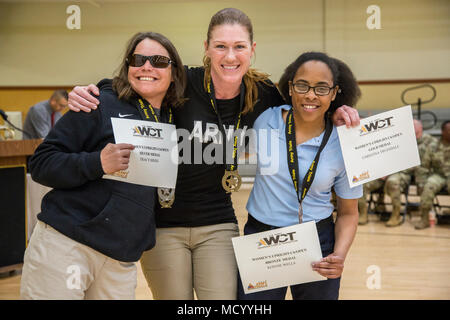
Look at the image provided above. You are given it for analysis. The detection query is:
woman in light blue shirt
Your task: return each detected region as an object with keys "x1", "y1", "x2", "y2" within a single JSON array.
[{"x1": 239, "y1": 52, "x2": 363, "y2": 300}]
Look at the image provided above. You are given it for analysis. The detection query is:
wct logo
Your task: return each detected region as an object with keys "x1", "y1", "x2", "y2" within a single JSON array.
[
  {"x1": 258, "y1": 232, "x2": 297, "y2": 248},
  {"x1": 360, "y1": 117, "x2": 394, "y2": 135},
  {"x1": 133, "y1": 125, "x2": 162, "y2": 139}
]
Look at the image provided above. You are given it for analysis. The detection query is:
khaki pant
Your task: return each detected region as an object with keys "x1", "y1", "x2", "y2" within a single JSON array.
[
  {"x1": 20, "y1": 221, "x2": 137, "y2": 300},
  {"x1": 140, "y1": 223, "x2": 239, "y2": 300}
]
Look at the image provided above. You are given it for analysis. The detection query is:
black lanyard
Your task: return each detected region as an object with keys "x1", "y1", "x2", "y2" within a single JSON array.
[
  {"x1": 206, "y1": 79, "x2": 245, "y2": 171},
  {"x1": 285, "y1": 108, "x2": 333, "y2": 211},
  {"x1": 136, "y1": 98, "x2": 173, "y2": 125}
]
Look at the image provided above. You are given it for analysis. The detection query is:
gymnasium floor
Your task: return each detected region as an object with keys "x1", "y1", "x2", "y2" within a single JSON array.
[{"x1": 1, "y1": 184, "x2": 449, "y2": 300}]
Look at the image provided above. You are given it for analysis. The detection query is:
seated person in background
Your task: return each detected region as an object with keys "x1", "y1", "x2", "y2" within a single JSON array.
[
  {"x1": 443, "y1": 121, "x2": 450, "y2": 194},
  {"x1": 357, "y1": 178, "x2": 387, "y2": 225},
  {"x1": 443, "y1": 121, "x2": 450, "y2": 215},
  {"x1": 384, "y1": 119, "x2": 438, "y2": 227},
  {"x1": 415, "y1": 120, "x2": 450, "y2": 229},
  {"x1": 22, "y1": 89, "x2": 68, "y2": 139}
]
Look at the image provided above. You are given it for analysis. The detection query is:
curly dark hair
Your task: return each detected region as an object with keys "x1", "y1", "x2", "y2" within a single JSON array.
[
  {"x1": 332, "y1": 56, "x2": 361, "y2": 111},
  {"x1": 278, "y1": 52, "x2": 361, "y2": 115}
]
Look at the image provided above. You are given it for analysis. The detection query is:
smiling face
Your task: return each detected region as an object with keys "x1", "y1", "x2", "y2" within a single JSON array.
[
  {"x1": 204, "y1": 23, "x2": 255, "y2": 86},
  {"x1": 127, "y1": 38, "x2": 172, "y2": 107},
  {"x1": 289, "y1": 60, "x2": 338, "y2": 124}
]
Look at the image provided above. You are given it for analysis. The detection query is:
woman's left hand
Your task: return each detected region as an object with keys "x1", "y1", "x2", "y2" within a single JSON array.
[
  {"x1": 311, "y1": 254, "x2": 345, "y2": 279},
  {"x1": 332, "y1": 105, "x2": 360, "y2": 128}
]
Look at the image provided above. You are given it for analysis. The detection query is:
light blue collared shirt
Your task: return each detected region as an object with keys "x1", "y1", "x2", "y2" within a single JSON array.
[{"x1": 246, "y1": 105, "x2": 362, "y2": 227}]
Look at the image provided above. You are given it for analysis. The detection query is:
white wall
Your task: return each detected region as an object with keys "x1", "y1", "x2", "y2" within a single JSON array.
[{"x1": 1, "y1": 0, "x2": 449, "y2": 86}]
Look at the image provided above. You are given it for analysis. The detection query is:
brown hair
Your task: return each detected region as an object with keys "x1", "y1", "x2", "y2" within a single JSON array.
[
  {"x1": 112, "y1": 32, "x2": 186, "y2": 107},
  {"x1": 50, "y1": 89, "x2": 68, "y2": 101},
  {"x1": 203, "y1": 8, "x2": 271, "y2": 114}
]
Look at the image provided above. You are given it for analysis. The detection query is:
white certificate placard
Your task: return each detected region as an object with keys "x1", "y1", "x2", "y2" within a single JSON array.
[
  {"x1": 232, "y1": 221, "x2": 326, "y2": 294},
  {"x1": 337, "y1": 105, "x2": 420, "y2": 188},
  {"x1": 103, "y1": 117, "x2": 178, "y2": 188}
]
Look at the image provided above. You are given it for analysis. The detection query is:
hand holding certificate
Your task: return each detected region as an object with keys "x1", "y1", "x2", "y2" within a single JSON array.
[
  {"x1": 337, "y1": 105, "x2": 420, "y2": 188},
  {"x1": 103, "y1": 117, "x2": 178, "y2": 188},
  {"x1": 232, "y1": 221, "x2": 326, "y2": 294}
]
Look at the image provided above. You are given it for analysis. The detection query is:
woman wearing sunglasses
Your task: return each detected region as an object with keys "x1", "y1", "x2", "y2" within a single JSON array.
[
  {"x1": 20, "y1": 32, "x2": 186, "y2": 299},
  {"x1": 67, "y1": 8, "x2": 360, "y2": 300},
  {"x1": 239, "y1": 52, "x2": 362, "y2": 300}
]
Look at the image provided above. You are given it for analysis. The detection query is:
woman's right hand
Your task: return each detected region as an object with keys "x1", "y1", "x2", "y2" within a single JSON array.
[
  {"x1": 68, "y1": 84, "x2": 100, "y2": 112},
  {"x1": 100, "y1": 143, "x2": 135, "y2": 174}
]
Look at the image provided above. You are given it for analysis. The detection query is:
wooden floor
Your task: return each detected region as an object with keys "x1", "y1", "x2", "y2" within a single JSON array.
[{"x1": 1, "y1": 184, "x2": 449, "y2": 300}]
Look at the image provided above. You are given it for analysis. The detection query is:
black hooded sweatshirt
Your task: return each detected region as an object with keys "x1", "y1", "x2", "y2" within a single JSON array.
[{"x1": 30, "y1": 84, "x2": 158, "y2": 262}]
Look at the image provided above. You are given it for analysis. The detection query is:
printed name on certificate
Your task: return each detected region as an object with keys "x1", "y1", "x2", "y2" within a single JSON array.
[
  {"x1": 337, "y1": 105, "x2": 420, "y2": 188},
  {"x1": 103, "y1": 117, "x2": 178, "y2": 188}
]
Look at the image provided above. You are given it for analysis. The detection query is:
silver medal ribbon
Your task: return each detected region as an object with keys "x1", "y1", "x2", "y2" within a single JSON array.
[{"x1": 136, "y1": 98, "x2": 175, "y2": 209}]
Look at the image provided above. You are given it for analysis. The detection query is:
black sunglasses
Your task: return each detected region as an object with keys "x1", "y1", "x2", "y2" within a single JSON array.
[{"x1": 127, "y1": 54, "x2": 174, "y2": 68}]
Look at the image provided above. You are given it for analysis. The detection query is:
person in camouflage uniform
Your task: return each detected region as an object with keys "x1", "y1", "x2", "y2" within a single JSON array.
[
  {"x1": 415, "y1": 120, "x2": 450, "y2": 229},
  {"x1": 358, "y1": 178, "x2": 386, "y2": 225},
  {"x1": 443, "y1": 121, "x2": 450, "y2": 195},
  {"x1": 446, "y1": 122, "x2": 450, "y2": 215},
  {"x1": 384, "y1": 120, "x2": 438, "y2": 227}
]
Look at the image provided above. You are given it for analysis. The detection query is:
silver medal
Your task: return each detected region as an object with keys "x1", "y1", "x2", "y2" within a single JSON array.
[
  {"x1": 157, "y1": 187, "x2": 175, "y2": 208},
  {"x1": 222, "y1": 170, "x2": 242, "y2": 193}
]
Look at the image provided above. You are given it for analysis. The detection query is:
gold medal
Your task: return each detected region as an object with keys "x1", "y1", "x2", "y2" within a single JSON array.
[
  {"x1": 207, "y1": 80, "x2": 245, "y2": 194},
  {"x1": 222, "y1": 170, "x2": 242, "y2": 193},
  {"x1": 157, "y1": 187, "x2": 175, "y2": 208}
]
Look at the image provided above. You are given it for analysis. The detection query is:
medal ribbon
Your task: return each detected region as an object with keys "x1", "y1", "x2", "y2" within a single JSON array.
[
  {"x1": 206, "y1": 79, "x2": 245, "y2": 171},
  {"x1": 285, "y1": 108, "x2": 333, "y2": 222},
  {"x1": 136, "y1": 98, "x2": 174, "y2": 208},
  {"x1": 136, "y1": 98, "x2": 173, "y2": 125}
]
